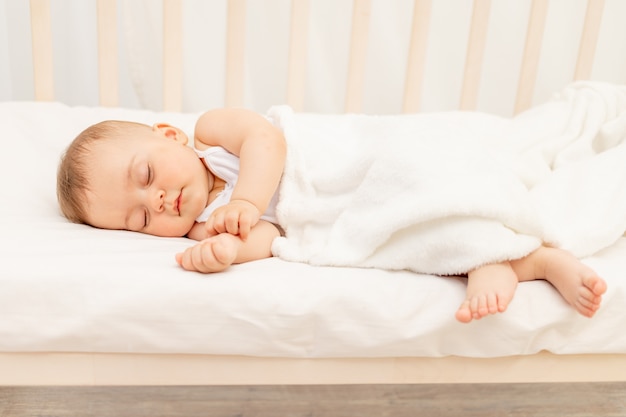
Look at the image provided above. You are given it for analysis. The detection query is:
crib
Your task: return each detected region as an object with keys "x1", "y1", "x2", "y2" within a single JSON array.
[{"x1": 1, "y1": 0, "x2": 626, "y2": 387}]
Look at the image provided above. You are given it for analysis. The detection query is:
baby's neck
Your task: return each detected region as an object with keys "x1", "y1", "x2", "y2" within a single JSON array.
[
  {"x1": 199, "y1": 158, "x2": 217, "y2": 202},
  {"x1": 208, "y1": 176, "x2": 227, "y2": 205}
]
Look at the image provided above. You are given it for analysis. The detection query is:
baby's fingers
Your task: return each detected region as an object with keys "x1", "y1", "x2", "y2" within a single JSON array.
[
  {"x1": 176, "y1": 237, "x2": 238, "y2": 273},
  {"x1": 205, "y1": 213, "x2": 225, "y2": 237},
  {"x1": 176, "y1": 242, "x2": 219, "y2": 273},
  {"x1": 224, "y1": 210, "x2": 242, "y2": 236},
  {"x1": 206, "y1": 210, "x2": 254, "y2": 240},
  {"x1": 228, "y1": 211, "x2": 254, "y2": 241},
  {"x1": 205, "y1": 208, "x2": 242, "y2": 236},
  {"x1": 176, "y1": 246, "x2": 202, "y2": 272}
]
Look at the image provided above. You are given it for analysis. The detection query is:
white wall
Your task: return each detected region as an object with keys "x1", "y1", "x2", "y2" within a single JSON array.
[{"x1": 1, "y1": 0, "x2": 625, "y2": 116}]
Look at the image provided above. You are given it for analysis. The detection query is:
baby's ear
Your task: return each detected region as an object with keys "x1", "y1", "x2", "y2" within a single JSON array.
[{"x1": 153, "y1": 123, "x2": 189, "y2": 145}]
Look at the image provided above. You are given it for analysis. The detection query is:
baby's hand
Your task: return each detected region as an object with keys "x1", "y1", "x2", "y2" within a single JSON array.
[
  {"x1": 175, "y1": 234, "x2": 239, "y2": 273},
  {"x1": 205, "y1": 199, "x2": 260, "y2": 240}
]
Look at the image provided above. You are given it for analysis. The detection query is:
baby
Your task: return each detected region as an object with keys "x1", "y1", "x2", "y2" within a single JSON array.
[{"x1": 57, "y1": 108, "x2": 607, "y2": 323}]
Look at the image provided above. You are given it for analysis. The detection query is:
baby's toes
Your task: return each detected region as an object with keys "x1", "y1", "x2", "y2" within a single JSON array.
[
  {"x1": 486, "y1": 292, "x2": 500, "y2": 314},
  {"x1": 470, "y1": 295, "x2": 482, "y2": 320},
  {"x1": 574, "y1": 300, "x2": 597, "y2": 318},
  {"x1": 455, "y1": 301, "x2": 473, "y2": 323},
  {"x1": 577, "y1": 285, "x2": 603, "y2": 309},
  {"x1": 591, "y1": 278, "x2": 607, "y2": 297},
  {"x1": 576, "y1": 294, "x2": 595, "y2": 311},
  {"x1": 583, "y1": 274, "x2": 607, "y2": 296}
]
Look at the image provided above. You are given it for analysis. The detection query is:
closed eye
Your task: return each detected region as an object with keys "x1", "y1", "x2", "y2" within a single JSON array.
[
  {"x1": 145, "y1": 164, "x2": 153, "y2": 186},
  {"x1": 143, "y1": 208, "x2": 149, "y2": 228}
]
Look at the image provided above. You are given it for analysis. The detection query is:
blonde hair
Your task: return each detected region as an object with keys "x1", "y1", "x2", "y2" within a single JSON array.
[{"x1": 56, "y1": 120, "x2": 150, "y2": 224}]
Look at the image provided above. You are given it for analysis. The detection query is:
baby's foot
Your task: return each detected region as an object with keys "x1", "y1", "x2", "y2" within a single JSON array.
[
  {"x1": 541, "y1": 248, "x2": 607, "y2": 317},
  {"x1": 455, "y1": 262, "x2": 518, "y2": 323}
]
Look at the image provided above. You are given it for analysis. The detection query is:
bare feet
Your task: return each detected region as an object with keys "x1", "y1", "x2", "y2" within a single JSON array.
[
  {"x1": 535, "y1": 247, "x2": 607, "y2": 317},
  {"x1": 455, "y1": 247, "x2": 607, "y2": 323},
  {"x1": 455, "y1": 262, "x2": 518, "y2": 323}
]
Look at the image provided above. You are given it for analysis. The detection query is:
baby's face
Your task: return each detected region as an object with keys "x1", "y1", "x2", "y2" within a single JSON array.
[{"x1": 84, "y1": 125, "x2": 209, "y2": 237}]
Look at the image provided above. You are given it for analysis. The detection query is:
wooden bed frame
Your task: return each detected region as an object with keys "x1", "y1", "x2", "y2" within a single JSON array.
[
  {"x1": 7, "y1": 0, "x2": 623, "y2": 386},
  {"x1": 2, "y1": 352, "x2": 626, "y2": 385}
]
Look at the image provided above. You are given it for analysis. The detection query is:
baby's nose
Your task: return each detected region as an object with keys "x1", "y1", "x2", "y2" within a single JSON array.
[{"x1": 152, "y1": 189, "x2": 165, "y2": 212}]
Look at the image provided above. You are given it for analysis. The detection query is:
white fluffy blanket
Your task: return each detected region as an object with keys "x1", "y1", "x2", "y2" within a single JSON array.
[{"x1": 270, "y1": 82, "x2": 626, "y2": 275}]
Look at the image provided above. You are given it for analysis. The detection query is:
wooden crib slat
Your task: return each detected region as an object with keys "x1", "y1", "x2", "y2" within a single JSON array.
[
  {"x1": 459, "y1": 0, "x2": 491, "y2": 111},
  {"x1": 225, "y1": 0, "x2": 246, "y2": 108},
  {"x1": 286, "y1": 0, "x2": 310, "y2": 112},
  {"x1": 29, "y1": 0, "x2": 54, "y2": 101},
  {"x1": 96, "y1": 0, "x2": 119, "y2": 107},
  {"x1": 344, "y1": 0, "x2": 371, "y2": 113},
  {"x1": 402, "y1": 0, "x2": 432, "y2": 113},
  {"x1": 574, "y1": 0, "x2": 605, "y2": 81},
  {"x1": 514, "y1": 0, "x2": 548, "y2": 114},
  {"x1": 163, "y1": 0, "x2": 183, "y2": 112}
]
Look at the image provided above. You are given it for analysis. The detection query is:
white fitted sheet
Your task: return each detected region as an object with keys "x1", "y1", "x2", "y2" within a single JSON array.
[{"x1": 1, "y1": 101, "x2": 625, "y2": 359}]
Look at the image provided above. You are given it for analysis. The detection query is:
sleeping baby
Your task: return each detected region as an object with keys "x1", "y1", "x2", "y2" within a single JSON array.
[{"x1": 57, "y1": 94, "x2": 611, "y2": 323}]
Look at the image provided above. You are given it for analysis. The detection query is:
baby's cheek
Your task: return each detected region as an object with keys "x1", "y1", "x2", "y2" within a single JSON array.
[{"x1": 149, "y1": 218, "x2": 194, "y2": 238}]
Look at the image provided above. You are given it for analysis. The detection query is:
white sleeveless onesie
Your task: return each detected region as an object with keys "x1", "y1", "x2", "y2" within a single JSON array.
[{"x1": 194, "y1": 146, "x2": 279, "y2": 224}]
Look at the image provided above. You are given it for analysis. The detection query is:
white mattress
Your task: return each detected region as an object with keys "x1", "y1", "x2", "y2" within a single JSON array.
[{"x1": 1, "y1": 101, "x2": 626, "y2": 359}]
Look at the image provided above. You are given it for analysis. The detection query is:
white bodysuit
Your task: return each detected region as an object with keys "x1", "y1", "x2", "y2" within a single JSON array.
[{"x1": 194, "y1": 146, "x2": 279, "y2": 224}]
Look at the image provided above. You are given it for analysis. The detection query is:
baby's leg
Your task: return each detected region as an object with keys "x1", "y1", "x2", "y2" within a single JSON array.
[
  {"x1": 455, "y1": 261, "x2": 518, "y2": 323},
  {"x1": 510, "y1": 246, "x2": 607, "y2": 317}
]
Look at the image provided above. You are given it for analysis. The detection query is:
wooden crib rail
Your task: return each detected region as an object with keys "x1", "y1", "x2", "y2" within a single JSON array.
[
  {"x1": 96, "y1": 0, "x2": 118, "y2": 108},
  {"x1": 286, "y1": 0, "x2": 310, "y2": 112},
  {"x1": 163, "y1": 0, "x2": 183, "y2": 112},
  {"x1": 29, "y1": 0, "x2": 54, "y2": 102},
  {"x1": 574, "y1": 0, "x2": 605, "y2": 81},
  {"x1": 28, "y1": 0, "x2": 607, "y2": 113},
  {"x1": 402, "y1": 0, "x2": 431, "y2": 113},
  {"x1": 459, "y1": 0, "x2": 491, "y2": 111},
  {"x1": 514, "y1": 0, "x2": 549, "y2": 115}
]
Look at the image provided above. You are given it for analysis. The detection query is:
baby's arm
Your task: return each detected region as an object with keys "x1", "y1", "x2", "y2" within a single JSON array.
[
  {"x1": 194, "y1": 108, "x2": 286, "y2": 240},
  {"x1": 176, "y1": 221, "x2": 280, "y2": 273}
]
